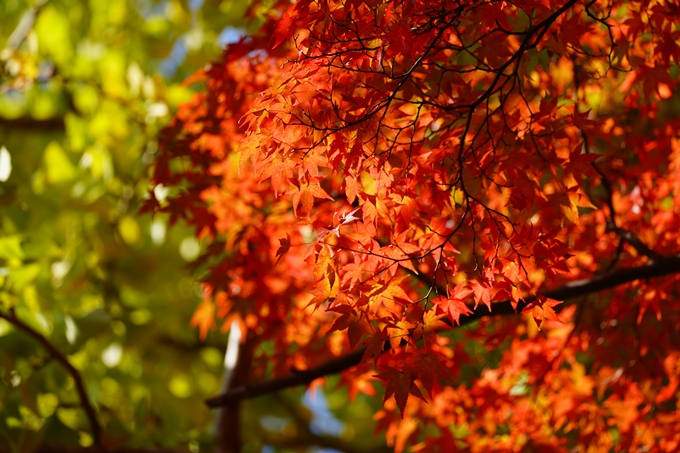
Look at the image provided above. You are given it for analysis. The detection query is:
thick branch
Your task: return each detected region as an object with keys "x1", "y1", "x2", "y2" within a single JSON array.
[
  {"x1": 206, "y1": 348, "x2": 366, "y2": 408},
  {"x1": 461, "y1": 255, "x2": 680, "y2": 321},
  {"x1": 0, "y1": 116, "x2": 65, "y2": 130},
  {"x1": 205, "y1": 254, "x2": 680, "y2": 408},
  {"x1": 215, "y1": 328, "x2": 254, "y2": 453},
  {"x1": 0, "y1": 309, "x2": 102, "y2": 446}
]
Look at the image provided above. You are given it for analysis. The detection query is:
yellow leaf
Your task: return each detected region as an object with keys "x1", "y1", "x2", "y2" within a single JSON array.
[
  {"x1": 118, "y1": 215, "x2": 140, "y2": 245},
  {"x1": 44, "y1": 141, "x2": 76, "y2": 183}
]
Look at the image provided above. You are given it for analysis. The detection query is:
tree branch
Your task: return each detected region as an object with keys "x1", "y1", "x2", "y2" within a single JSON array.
[
  {"x1": 205, "y1": 254, "x2": 680, "y2": 408},
  {"x1": 0, "y1": 116, "x2": 65, "y2": 130},
  {"x1": 573, "y1": 65, "x2": 661, "y2": 263},
  {"x1": 215, "y1": 325, "x2": 254, "y2": 453},
  {"x1": 0, "y1": 309, "x2": 103, "y2": 446},
  {"x1": 205, "y1": 348, "x2": 366, "y2": 408},
  {"x1": 609, "y1": 226, "x2": 664, "y2": 261}
]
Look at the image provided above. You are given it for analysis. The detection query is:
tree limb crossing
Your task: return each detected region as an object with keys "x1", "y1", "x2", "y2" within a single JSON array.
[{"x1": 205, "y1": 255, "x2": 680, "y2": 408}]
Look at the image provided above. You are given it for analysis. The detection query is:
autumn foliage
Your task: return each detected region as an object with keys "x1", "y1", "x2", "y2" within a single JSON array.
[{"x1": 150, "y1": 0, "x2": 680, "y2": 451}]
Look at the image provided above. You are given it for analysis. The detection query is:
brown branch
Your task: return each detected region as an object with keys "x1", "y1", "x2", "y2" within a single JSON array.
[
  {"x1": 205, "y1": 254, "x2": 680, "y2": 408},
  {"x1": 609, "y1": 226, "x2": 664, "y2": 261},
  {"x1": 572, "y1": 66, "x2": 661, "y2": 263},
  {"x1": 0, "y1": 309, "x2": 103, "y2": 446},
  {"x1": 206, "y1": 348, "x2": 366, "y2": 408},
  {"x1": 0, "y1": 116, "x2": 65, "y2": 130},
  {"x1": 456, "y1": 255, "x2": 680, "y2": 322},
  {"x1": 215, "y1": 332, "x2": 255, "y2": 453}
]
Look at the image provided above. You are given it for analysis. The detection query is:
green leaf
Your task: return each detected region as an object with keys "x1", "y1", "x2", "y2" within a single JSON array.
[
  {"x1": 0, "y1": 235, "x2": 24, "y2": 260},
  {"x1": 43, "y1": 142, "x2": 76, "y2": 184}
]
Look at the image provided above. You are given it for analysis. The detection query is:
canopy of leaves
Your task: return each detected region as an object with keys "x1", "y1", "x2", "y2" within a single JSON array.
[
  {"x1": 150, "y1": 0, "x2": 680, "y2": 452},
  {"x1": 3, "y1": 0, "x2": 680, "y2": 452},
  {"x1": 1, "y1": 0, "x2": 391, "y2": 451},
  {"x1": 1, "y1": 1, "x2": 351, "y2": 452}
]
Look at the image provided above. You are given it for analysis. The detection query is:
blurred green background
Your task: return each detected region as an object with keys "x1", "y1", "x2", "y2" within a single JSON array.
[{"x1": 0, "y1": 1, "x2": 386, "y2": 452}]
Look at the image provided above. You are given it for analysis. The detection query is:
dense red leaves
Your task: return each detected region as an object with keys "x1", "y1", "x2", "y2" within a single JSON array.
[
  {"x1": 432, "y1": 281, "x2": 473, "y2": 325},
  {"x1": 150, "y1": 0, "x2": 680, "y2": 451},
  {"x1": 521, "y1": 296, "x2": 562, "y2": 329}
]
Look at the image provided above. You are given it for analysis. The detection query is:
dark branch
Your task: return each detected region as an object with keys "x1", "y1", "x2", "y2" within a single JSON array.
[
  {"x1": 0, "y1": 116, "x2": 66, "y2": 130},
  {"x1": 206, "y1": 348, "x2": 366, "y2": 408},
  {"x1": 206, "y1": 254, "x2": 680, "y2": 408},
  {"x1": 609, "y1": 226, "x2": 664, "y2": 261},
  {"x1": 0, "y1": 309, "x2": 103, "y2": 446},
  {"x1": 572, "y1": 65, "x2": 660, "y2": 263}
]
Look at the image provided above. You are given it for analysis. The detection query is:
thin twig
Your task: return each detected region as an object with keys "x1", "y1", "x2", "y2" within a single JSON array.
[
  {"x1": 609, "y1": 226, "x2": 664, "y2": 260},
  {"x1": 572, "y1": 64, "x2": 661, "y2": 262},
  {"x1": 0, "y1": 309, "x2": 102, "y2": 446}
]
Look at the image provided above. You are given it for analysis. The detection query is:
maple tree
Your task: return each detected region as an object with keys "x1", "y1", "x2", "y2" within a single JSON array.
[
  {"x1": 146, "y1": 0, "x2": 680, "y2": 451},
  {"x1": 5, "y1": 0, "x2": 680, "y2": 451},
  {"x1": 147, "y1": 0, "x2": 680, "y2": 452}
]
